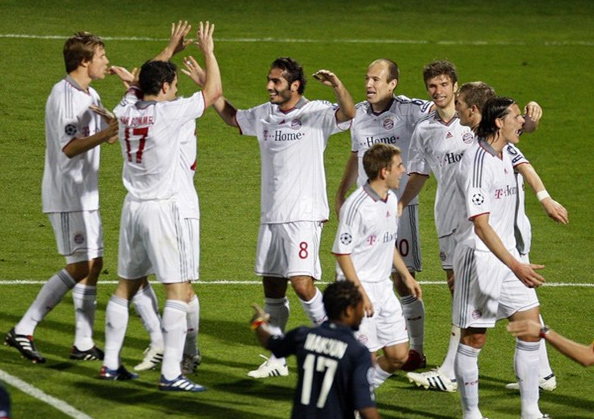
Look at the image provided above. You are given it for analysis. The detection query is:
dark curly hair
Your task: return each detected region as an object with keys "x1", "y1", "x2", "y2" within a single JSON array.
[
  {"x1": 323, "y1": 281, "x2": 362, "y2": 321},
  {"x1": 271, "y1": 57, "x2": 307, "y2": 94}
]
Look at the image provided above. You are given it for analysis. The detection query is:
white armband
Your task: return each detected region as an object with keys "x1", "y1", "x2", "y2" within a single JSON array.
[{"x1": 536, "y1": 190, "x2": 550, "y2": 202}]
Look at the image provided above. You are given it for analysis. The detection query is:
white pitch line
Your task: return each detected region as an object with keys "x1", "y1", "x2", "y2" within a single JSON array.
[
  {"x1": 0, "y1": 368, "x2": 93, "y2": 419},
  {"x1": 0, "y1": 279, "x2": 592, "y2": 287},
  {"x1": 0, "y1": 34, "x2": 592, "y2": 46}
]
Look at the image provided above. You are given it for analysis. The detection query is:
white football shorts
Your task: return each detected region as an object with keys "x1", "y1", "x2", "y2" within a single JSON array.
[
  {"x1": 355, "y1": 278, "x2": 409, "y2": 352},
  {"x1": 47, "y1": 210, "x2": 104, "y2": 264},
  {"x1": 118, "y1": 197, "x2": 197, "y2": 283},
  {"x1": 452, "y1": 245, "x2": 539, "y2": 329},
  {"x1": 255, "y1": 221, "x2": 323, "y2": 279}
]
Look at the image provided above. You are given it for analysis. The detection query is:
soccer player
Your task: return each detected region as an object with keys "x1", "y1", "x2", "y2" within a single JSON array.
[
  {"x1": 453, "y1": 96, "x2": 548, "y2": 419},
  {"x1": 404, "y1": 80, "x2": 566, "y2": 393},
  {"x1": 457, "y1": 83, "x2": 566, "y2": 393},
  {"x1": 508, "y1": 320, "x2": 594, "y2": 367},
  {"x1": 5, "y1": 31, "x2": 125, "y2": 363},
  {"x1": 210, "y1": 57, "x2": 356, "y2": 378},
  {"x1": 335, "y1": 59, "x2": 432, "y2": 370},
  {"x1": 122, "y1": 21, "x2": 203, "y2": 376},
  {"x1": 100, "y1": 22, "x2": 221, "y2": 392},
  {"x1": 250, "y1": 280, "x2": 380, "y2": 419},
  {"x1": 333, "y1": 143, "x2": 422, "y2": 389}
]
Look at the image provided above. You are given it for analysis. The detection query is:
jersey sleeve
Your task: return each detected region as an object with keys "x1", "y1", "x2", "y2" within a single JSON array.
[
  {"x1": 236, "y1": 103, "x2": 268, "y2": 136},
  {"x1": 332, "y1": 199, "x2": 360, "y2": 255},
  {"x1": 350, "y1": 346, "x2": 376, "y2": 410},
  {"x1": 312, "y1": 100, "x2": 350, "y2": 137},
  {"x1": 460, "y1": 152, "x2": 493, "y2": 220},
  {"x1": 162, "y1": 91, "x2": 206, "y2": 122},
  {"x1": 505, "y1": 143, "x2": 529, "y2": 168},
  {"x1": 266, "y1": 327, "x2": 305, "y2": 359}
]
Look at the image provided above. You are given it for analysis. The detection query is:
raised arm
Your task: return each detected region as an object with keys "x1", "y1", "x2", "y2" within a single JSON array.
[
  {"x1": 191, "y1": 21, "x2": 222, "y2": 108},
  {"x1": 516, "y1": 163, "x2": 568, "y2": 224},
  {"x1": 313, "y1": 70, "x2": 356, "y2": 122},
  {"x1": 335, "y1": 152, "x2": 358, "y2": 218},
  {"x1": 522, "y1": 101, "x2": 542, "y2": 133},
  {"x1": 212, "y1": 96, "x2": 239, "y2": 127},
  {"x1": 153, "y1": 21, "x2": 192, "y2": 62},
  {"x1": 472, "y1": 213, "x2": 545, "y2": 288}
]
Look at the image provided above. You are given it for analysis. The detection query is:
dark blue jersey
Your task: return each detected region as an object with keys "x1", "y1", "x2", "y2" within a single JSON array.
[{"x1": 267, "y1": 321, "x2": 375, "y2": 419}]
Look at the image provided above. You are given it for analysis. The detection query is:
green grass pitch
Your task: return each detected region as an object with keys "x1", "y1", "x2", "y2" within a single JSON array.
[{"x1": 0, "y1": 0, "x2": 593, "y2": 418}]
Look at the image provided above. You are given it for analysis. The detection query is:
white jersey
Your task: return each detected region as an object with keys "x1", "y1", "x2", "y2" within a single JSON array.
[
  {"x1": 455, "y1": 139, "x2": 518, "y2": 252},
  {"x1": 350, "y1": 95, "x2": 432, "y2": 202},
  {"x1": 114, "y1": 90, "x2": 205, "y2": 201},
  {"x1": 407, "y1": 113, "x2": 474, "y2": 237},
  {"x1": 505, "y1": 144, "x2": 531, "y2": 254},
  {"x1": 236, "y1": 97, "x2": 350, "y2": 224},
  {"x1": 42, "y1": 76, "x2": 105, "y2": 213},
  {"x1": 332, "y1": 184, "x2": 399, "y2": 283}
]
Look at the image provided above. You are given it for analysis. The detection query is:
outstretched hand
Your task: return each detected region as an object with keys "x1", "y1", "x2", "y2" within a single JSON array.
[
  {"x1": 167, "y1": 20, "x2": 193, "y2": 57},
  {"x1": 109, "y1": 66, "x2": 137, "y2": 88},
  {"x1": 181, "y1": 56, "x2": 206, "y2": 87},
  {"x1": 250, "y1": 303, "x2": 270, "y2": 325},
  {"x1": 195, "y1": 21, "x2": 215, "y2": 56},
  {"x1": 312, "y1": 69, "x2": 341, "y2": 88}
]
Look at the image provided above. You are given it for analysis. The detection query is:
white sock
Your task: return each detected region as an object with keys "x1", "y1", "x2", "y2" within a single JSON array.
[
  {"x1": 515, "y1": 339, "x2": 542, "y2": 419},
  {"x1": 184, "y1": 295, "x2": 199, "y2": 357},
  {"x1": 440, "y1": 325, "x2": 460, "y2": 380},
  {"x1": 455, "y1": 343, "x2": 483, "y2": 419},
  {"x1": 15, "y1": 269, "x2": 76, "y2": 336},
  {"x1": 103, "y1": 296, "x2": 130, "y2": 371},
  {"x1": 537, "y1": 315, "x2": 554, "y2": 379},
  {"x1": 72, "y1": 283, "x2": 97, "y2": 351},
  {"x1": 372, "y1": 362, "x2": 392, "y2": 389},
  {"x1": 161, "y1": 300, "x2": 188, "y2": 380},
  {"x1": 264, "y1": 297, "x2": 289, "y2": 365},
  {"x1": 132, "y1": 284, "x2": 163, "y2": 350},
  {"x1": 299, "y1": 288, "x2": 327, "y2": 326},
  {"x1": 400, "y1": 295, "x2": 425, "y2": 354}
]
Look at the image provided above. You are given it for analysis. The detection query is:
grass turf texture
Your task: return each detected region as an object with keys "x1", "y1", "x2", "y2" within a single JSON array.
[{"x1": 0, "y1": 0, "x2": 593, "y2": 417}]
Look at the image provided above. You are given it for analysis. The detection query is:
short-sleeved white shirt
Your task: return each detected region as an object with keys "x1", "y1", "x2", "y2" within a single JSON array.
[
  {"x1": 236, "y1": 97, "x2": 350, "y2": 224},
  {"x1": 332, "y1": 184, "x2": 399, "y2": 283},
  {"x1": 114, "y1": 91, "x2": 205, "y2": 201},
  {"x1": 455, "y1": 139, "x2": 518, "y2": 252},
  {"x1": 42, "y1": 76, "x2": 105, "y2": 213},
  {"x1": 350, "y1": 95, "x2": 432, "y2": 202},
  {"x1": 407, "y1": 113, "x2": 474, "y2": 237}
]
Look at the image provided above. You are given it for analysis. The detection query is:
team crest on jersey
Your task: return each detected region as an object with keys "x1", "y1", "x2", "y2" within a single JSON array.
[
  {"x1": 462, "y1": 132, "x2": 474, "y2": 144},
  {"x1": 290, "y1": 119, "x2": 302, "y2": 129},
  {"x1": 471, "y1": 193, "x2": 485, "y2": 206},
  {"x1": 73, "y1": 232, "x2": 85, "y2": 245},
  {"x1": 340, "y1": 233, "x2": 352, "y2": 245},
  {"x1": 383, "y1": 118, "x2": 394, "y2": 130},
  {"x1": 65, "y1": 124, "x2": 77, "y2": 136},
  {"x1": 472, "y1": 308, "x2": 482, "y2": 319}
]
